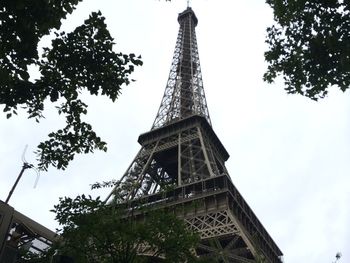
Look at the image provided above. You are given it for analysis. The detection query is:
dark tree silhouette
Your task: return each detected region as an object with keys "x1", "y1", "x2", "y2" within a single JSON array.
[
  {"x1": 0, "y1": 1, "x2": 142, "y2": 170},
  {"x1": 264, "y1": 1, "x2": 350, "y2": 100}
]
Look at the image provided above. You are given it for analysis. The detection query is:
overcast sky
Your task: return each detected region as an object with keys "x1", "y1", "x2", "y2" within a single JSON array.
[{"x1": 1, "y1": 1, "x2": 349, "y2": 262}]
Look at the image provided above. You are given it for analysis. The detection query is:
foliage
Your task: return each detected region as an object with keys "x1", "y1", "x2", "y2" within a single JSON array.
[
  {"x1": 20, "y1": 181, "x2": 211, "y2": 263},
  {"x1": 18, "y1": 250, "x2": 55, "y2": 263},
  {"x1": 46, "y1": 192, "x2": 201, "y2": 263},
  {"x1": 0, "y1": 1, "x2": 142, "y2": 170},
  {"x1": 264, "y1": 0, "x2": 350, "y2": 100}
]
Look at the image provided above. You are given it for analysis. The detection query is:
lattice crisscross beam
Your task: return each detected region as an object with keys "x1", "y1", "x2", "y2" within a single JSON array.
[
  {"x1": 108, "y1": 7, "x2": 282, "y2": 263},
  {"x1": 110, "y1": 117, "x2": 228, "y2": 201},
  {"x1": 152, "y1": 8, "x2": 211, "y2": 129},
  {"x1": 185, "y1": 210, "x2": 239, "y2": 239}
]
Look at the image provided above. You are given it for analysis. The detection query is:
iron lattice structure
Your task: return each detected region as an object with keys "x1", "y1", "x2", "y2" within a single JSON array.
[
  {"x1": 152, "y1": 8, "x2": 211, "y2": 129},
  {"x1": 109, "y1": 7, "x2": 283, "y2": 263}
]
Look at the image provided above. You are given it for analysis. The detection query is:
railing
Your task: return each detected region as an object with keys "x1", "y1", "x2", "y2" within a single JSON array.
[{"x1": 126, "y1": 174, "x2": 282, "y2": 263}]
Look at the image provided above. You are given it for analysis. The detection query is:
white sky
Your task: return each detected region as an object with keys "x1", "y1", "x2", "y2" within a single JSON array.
[{"x1": 1, "y1": 1, "x2": 349, "y2": 262}]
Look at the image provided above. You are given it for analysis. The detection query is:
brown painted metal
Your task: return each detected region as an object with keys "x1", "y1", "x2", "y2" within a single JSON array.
[{"x1": 109, "y1": 7, "x2": 283, "y2": 263}]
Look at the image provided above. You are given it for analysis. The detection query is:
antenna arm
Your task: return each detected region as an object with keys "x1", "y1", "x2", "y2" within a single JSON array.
[{"x1": 5, "y1": 163, "x2": 33, "y2": 204}]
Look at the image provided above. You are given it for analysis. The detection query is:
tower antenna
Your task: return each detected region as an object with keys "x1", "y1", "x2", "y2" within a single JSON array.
[
  {"x1": 21, "y1": 145, "x2": 40, "y2": 188},
  {"x1": 187, "y1": 0, "x2": 190, "y2": 8},
  {"x1": 5, "y1": 145, "x2": 35, "y2": 203}
]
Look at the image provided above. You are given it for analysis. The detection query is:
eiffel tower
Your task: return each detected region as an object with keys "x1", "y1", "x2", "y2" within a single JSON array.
[{"x1": 108, "y1": 7, "x2": 283, "y2": 263}]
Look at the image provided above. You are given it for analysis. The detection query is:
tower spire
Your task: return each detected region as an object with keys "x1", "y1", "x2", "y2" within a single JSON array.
[{"x1": 152, "y1": 7, "x2": 210, "y2": 130}]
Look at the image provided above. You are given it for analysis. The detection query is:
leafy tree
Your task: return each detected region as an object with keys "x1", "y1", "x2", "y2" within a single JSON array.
[
  {"x1": 19, "y1": 180, "x2": 216, "y2": 263},
  {"x1": 44, "y1": 192, "x2": 201, "y2": 263},
  {"x1": 49, "y1": 195, "x2": 198, "y2": 263},
  {"x1": 264, "y1": 0, "x2": 350, "y2": 100},
  {"x1": 0, "y1": 1, "x2": 142, "y2": 170}
]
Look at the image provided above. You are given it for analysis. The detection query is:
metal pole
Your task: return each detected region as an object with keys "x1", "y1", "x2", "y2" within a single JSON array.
[{"x1": 5, "y1": 163, "x2": 32, "y2": 204}]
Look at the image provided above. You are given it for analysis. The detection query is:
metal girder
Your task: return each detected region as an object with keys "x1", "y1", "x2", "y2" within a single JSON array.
[
  {"x1": 0, "y1": 201, "x2": 56, "y2": 262},
  {"x1": 185, "y1": 210, "x2": 239, "y2": 239},
  {"x1": 109, "y1": 7, "x2": 282, "y2": 263},
  {"x1": 183, "y1": 208, "x2": 256, "y2": 262},
  {"x1": 197, "y1": 243, "x2": 255, "y2": 263},
  {"x1": 111, "y1": 119, "x2": 225, "y2": 202},
  {"x1": 113, "y1": 173, "x2": 283, "y2": 263},
  {"x1": 152, "y1": 7, "x2": 211, "y2": 129}
]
